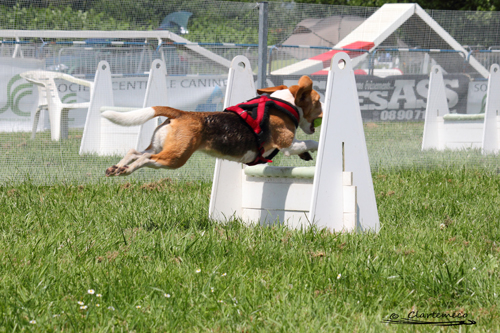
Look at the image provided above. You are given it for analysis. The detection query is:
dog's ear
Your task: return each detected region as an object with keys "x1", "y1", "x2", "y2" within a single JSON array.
[
  {"x1": 257, "y1": 85, "x2": 288, "y2": 95},
  {"x1": 289, "y1": 76, "x2": 313, "y2": 106}
]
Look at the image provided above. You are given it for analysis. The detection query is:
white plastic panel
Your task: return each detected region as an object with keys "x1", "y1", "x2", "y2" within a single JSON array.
[
  {"x1": 482, "y1": 64, "x2": 500, "y2": 154},
  {"x1": 442, "y1": 121, "x2": 484, "y2": 148},
  {"x1": 80, "y1": 60, "x2": 113, "y2": 155},
  {"x1": 422, "y1": 65, "x2": 450, "y2": 151},
  {"x1": 309, "y1": 52, "x2": 379, "y2": 232},
  {"x1": 241, "y1": 177, "x2": 313, "y2": 212},
  {"x1": 136, "y1": 59, "x2": 169, "y2": 152},
  {"x1": 209, "y1": 55, "x2": 255, "y2": 221}
]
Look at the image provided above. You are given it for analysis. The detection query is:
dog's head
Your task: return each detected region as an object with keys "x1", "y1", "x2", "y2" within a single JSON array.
[{"x1": 257, "y1": 76, "x2": 323, "y2": 134}]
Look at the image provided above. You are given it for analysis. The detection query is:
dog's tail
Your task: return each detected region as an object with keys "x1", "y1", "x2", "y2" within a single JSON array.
[{"x1": 101, "y1": 106, "x2": 185, "y2": 126}]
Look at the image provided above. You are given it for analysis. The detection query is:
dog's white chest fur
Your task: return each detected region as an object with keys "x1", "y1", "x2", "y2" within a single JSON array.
[{"x1": 270, "y1": 89, "x2": 296, "y2": 106}]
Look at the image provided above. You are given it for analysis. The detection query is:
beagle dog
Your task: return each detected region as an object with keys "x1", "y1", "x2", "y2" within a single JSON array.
[{"x1": 103, "y1": 75, "x2": 323, "y2": 176}]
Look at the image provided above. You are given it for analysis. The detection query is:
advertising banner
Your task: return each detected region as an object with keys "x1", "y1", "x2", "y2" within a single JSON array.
[
  {"x1": 0, "y1": 58, "x2": 44, "y2": 132},
  {"x1": 0, "y1": 60, "x2": 478, "y2": 133},
  {"x1": 68, "y1": 75, "x2": 227, "y2": 127},
  {"x1": 270, "y1": 74, "x2": 471, "y2": 121},
  {"x1": 466, "y1": 79, "x2": 488, "y2": 115},
  {"x1": 109, "y1": 75, "x2": 227, "y2": 112},
  {"x1": 0, "y1": 68, "x2": 228, "y2": 131}
]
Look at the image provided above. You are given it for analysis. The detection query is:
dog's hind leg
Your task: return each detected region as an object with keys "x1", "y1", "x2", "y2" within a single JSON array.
[
  {"x1": 110, "y1": 149, "x2": 190, "y2": 176},
  {"x1": 106, "y1": 149, "x2": 146, "y2": 176},
  {"x1": 108, "y1": 142, "x2": 199, "y2": 176},
  {"x1": 107, "y1": 116, "x2": 203, "y2": 176},
  {"x1": 113, "y1": 153, "x2": 161, "y2": 176},
  {"x1": 106, "y1": 122, "x2": 168, "y2": 176}
]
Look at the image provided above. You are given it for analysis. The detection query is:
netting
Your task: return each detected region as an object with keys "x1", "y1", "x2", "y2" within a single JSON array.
[{"x1": 2, "y1": 1, "x2": 500, "y2": 184}]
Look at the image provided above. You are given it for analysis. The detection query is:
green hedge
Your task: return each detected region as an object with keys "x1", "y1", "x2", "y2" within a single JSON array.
[
  {"x1": 0, "y1": 2, "x2": 264, "y2": 44},
  {"x1": 0, "y1": 4, "x2": 134, "y2": 30}
]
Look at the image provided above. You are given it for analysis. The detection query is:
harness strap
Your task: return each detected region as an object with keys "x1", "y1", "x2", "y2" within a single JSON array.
[
  {"x1": 246, "y1": 145, "x2": 280, "y2": 166},
  {"x1": 224, "y1": 95, "x2": 300, "y2": 165},
  {"x1": 225, "y1": 96, "x2": 299, "y2": 134}
]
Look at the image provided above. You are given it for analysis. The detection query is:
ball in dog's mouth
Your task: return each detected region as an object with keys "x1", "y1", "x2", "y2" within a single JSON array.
[
  {"x1": 313, "y1": 118, "x2": 322, "y2": 128},
  {"x1": 310, "y1": 118, "x2": 322, "y2": 133}
]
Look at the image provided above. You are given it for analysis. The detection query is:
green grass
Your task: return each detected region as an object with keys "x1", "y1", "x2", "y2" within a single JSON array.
[
  {"x1": 1, "y1": 167, "x2": 500, "y2": 331},
  {"x1": 1, "y1": 122, "x2": 500, "y2": 331}
]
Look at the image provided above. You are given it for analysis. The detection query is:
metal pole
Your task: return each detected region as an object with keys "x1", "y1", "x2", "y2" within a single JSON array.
[{"x1": 257, "y1": 2, "x2": 268, "y2": 89}]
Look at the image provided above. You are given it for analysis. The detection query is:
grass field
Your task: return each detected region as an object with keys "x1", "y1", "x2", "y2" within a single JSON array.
[
  {"x1": 1, "y1": 167, "x2": 499, "y2": 331},
  {"x1": 1, "y1": 123, "x2": 500, "y2": 331}
]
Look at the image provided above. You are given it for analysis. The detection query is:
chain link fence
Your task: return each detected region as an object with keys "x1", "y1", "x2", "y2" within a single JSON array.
[{"x1": 1, "y1": 1, "x2": 500, "y2": 184}]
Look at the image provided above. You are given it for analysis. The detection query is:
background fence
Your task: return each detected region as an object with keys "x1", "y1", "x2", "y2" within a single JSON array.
[{"x1": 2, "y1": 1, "x2": 500, "y2": 184}]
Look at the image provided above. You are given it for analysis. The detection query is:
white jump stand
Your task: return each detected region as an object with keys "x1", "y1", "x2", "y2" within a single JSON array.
[
  {"x1": 209, "y1": 54, "x2": 379, "y2": 232},
  {"x1": 422, "y1": 64, "x2": 500, "y2": 154},
  {"x1": 79, "y1": 59, "x2": 169, "y2": 156},
  {"x1": 482, "y1": 64, "x2": 500, "y2": 154}
]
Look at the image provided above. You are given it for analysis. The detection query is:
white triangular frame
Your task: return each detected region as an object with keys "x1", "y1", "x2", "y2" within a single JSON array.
[
  {"x1": 210, "y1": 54, "x2": 379, "y2": 232},
  {"x1": 422, "y1": 64, "x2": 500, "y2": 154}
]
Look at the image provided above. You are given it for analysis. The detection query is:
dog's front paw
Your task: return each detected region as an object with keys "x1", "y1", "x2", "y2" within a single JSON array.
[
  {"x1": 106, "y1": 165, "x2": 118, "y2": 177},
  {"x1": 307, "y1": 141, "x2": 319, "y2": 152},
  {"x1": 299, "y1": 152, "x2": 313, "y2": 161},
  {"x1": 115, "y1": 166, "x2": 129, "y2": 176}
]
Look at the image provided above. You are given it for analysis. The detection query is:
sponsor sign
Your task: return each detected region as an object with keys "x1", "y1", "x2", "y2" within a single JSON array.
[
  {"x1": 466, "y1": 80, "x2": 488, "y2": 114},
  {"x1": 0, "y1": 65, "x2": 228, "y2": 131},
  {"x1": 270, "y1": 74, "x2": 471, "y2": 121},
  {"x1": 0, "y1": 58, "x2": 480, "y2": 133},
  {"x1": 70, "y1": 75, "x2": 227, "y2": 126},
  {"x1": 0, "y1": 58, "x2": 44, "y2": 132},
  {"x1": 101, "y1": 75, "x2": 227, "y2": 112}
]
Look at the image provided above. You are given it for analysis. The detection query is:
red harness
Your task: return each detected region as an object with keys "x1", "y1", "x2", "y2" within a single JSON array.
[{"x1": 224, "y1": 95, "x2": 300, "y2": 165}]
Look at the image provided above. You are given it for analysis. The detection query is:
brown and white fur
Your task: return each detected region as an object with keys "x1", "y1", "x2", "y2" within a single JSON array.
[{"x1": 103, "y1": 75, "x2": 323, "y2": 177}]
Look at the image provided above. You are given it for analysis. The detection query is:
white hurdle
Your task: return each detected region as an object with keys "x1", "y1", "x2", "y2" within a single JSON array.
[
  {"x1": 209, "y1": 54, "x2": 379, "y2": 232},
  {"x1": 79, "y1": 59, "x2": 169, "y2": 156},
  {"x1": 422, "y1": 64, "x2": 500, "y2": 154}
]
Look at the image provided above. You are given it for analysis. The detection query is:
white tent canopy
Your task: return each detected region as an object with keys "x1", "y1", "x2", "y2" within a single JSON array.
[{"x1": 282, "y1": 15, "x2": 365, "y2": 48}]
